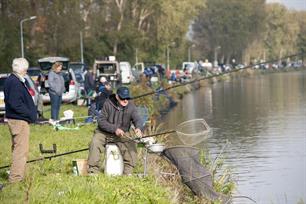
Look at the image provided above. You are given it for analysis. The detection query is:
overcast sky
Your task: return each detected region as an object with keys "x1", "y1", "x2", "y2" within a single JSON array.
[{"x1": 267, "y1": 0, "x2": 306, "y2": 10}]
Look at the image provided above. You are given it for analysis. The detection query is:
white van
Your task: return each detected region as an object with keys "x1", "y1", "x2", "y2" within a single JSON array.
[
  {"x1": 119, "y1": 61, "x2": 134, "y2": 84},
  {"x1": 182, "y1": 62, "x2": 196, "y2": 73}
]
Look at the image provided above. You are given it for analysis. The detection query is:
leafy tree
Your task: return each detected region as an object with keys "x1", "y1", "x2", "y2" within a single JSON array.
[
  {"x1": 296, "y1": 11, "x2": 306, "y2": 56},
  {"x1": 192, "y1": 0, "x2": 265, "y2": 64}
]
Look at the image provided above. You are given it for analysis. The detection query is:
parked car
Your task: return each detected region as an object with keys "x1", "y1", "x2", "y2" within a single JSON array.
[
  {"x1": 93, "y1": 56, "x2": 121, "y2": 88},
  {"x1": 119, "y1": 61, "x2": 134, "y2": 84},
  {"x1": 69, "y1": 62, "x2": 87, "y2": 76},
  {"x1": 37, "y1": 57, "x2": 80, "y2": 103},
  {"x1": 132, "y1": 62, "x2": 145, "y2": 82},
  {"x1": 0, "y1": 73, "x2": 41, "y2": 116},
  {"x1": 69, "y1": 62, "x2": 87, "y2": 97},
  {"x1": 0, "y1": 73, "x2": 9, "y2": 115}
]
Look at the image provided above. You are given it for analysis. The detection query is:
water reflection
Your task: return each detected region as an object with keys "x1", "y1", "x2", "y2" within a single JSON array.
[{"x1": 162, "y1": 70, "x2": 306, "y2": 203}]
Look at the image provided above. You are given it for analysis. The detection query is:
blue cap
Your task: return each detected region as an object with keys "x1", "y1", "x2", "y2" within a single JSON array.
[{"x1": 117, "y1": 86, "x2": 131, "y2": 100}]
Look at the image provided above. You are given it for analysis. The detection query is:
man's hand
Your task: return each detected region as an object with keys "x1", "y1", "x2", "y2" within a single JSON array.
[
  {"x1": 134, "y1": 128, "x2": 143, "y2": 138},
  {"x1": 115, "y1": 128, "x2": 125, "y2": 137}
]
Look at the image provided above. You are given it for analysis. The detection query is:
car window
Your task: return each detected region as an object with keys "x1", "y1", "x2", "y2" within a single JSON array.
[
  {"x1": 39, "y1": 61, "x2": 69, "y2": 71},
  {"x1": 75, "y1": 73, "x2": 84, "y2": 83},
  {"x1": 28, "y1": 69, "x2": 41, "y2": 76},
  {"x1": 70, "y1": 64, "x2": 85, "y2": 72},
  {"x1": 97, "y1": 63, "x2": 117, "y2": 74}
]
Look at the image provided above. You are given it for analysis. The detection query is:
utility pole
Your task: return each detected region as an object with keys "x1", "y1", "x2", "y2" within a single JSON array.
[
  {"x1": 20, "y1": 16, "x2": 37, "y2": 58},
  {"x1": 80, "y1": 32, "x2": 84, "y2": 63}
]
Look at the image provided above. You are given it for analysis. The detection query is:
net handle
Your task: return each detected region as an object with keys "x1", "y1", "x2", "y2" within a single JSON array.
[{"x1": 135, "y1": 129, "x2": 176, "y2": 140}]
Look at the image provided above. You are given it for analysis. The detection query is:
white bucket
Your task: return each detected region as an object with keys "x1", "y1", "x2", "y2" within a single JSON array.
[{"x1": 104, "y1": 144, "x2": 123, "y2": 176}]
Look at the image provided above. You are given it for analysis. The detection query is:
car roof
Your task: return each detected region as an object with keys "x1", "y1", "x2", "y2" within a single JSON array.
[
  {"x1": 0, "y1": 73, "x2": 9, "y2": 78},
  {"x1": 70, "y1": 62, "x2": 86, "y2": 65},
  {"x1": 38, "y1": 57, "x2": 69, "y2": 63},
  {"x1": 94, "y1": 60, "x2": 118, "y2": 64},
  {"x1": 28, "y1": 67, "x2": 40, "y2": 70}
]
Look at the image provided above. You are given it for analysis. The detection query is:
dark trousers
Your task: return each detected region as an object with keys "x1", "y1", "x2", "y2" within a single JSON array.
[{"x1": 49, "y1": 93, "x2": 62, "y2": 120}]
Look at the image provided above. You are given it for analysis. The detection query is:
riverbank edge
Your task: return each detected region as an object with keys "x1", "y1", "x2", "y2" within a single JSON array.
[{"x1": 142, "y1": 67, "x2": 306, "y2": 203}]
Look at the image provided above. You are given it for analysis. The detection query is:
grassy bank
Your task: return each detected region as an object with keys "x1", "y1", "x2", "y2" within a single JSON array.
[
  {"x1": 0, "y1": 75, "x2": 237, "y2": 203},
  {"x1": 0, "y1": 104, "x2": 176, "y2": 203}
]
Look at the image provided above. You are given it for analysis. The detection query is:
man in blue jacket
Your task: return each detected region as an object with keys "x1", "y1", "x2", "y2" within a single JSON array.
[{"x1": 4, "y1": 58, "x2": 37, "y2": 184}]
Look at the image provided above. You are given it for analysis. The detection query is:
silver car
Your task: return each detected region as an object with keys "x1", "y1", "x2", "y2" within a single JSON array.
[{"x1": 37, "y1": 57, "x2": 80, "y2": 103}]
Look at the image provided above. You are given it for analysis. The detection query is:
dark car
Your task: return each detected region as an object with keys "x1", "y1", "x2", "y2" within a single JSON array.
[{"x1": 69, "y1": 62, "x2": 87, "y2": 74}]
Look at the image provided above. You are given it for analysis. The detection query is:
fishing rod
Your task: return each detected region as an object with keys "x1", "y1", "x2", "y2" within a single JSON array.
[
  {"x1": 0, "y1": 130, "x2": 176, "y2": 170},
  {"x1": 0, "y1": 148, "x2": 89, "y2": 170}
]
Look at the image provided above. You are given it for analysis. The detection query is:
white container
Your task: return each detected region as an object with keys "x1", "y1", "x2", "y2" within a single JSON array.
[
  {"x1": 104, "y1": 144, "x2": 123, "y2": 176},
  {"x1": 147, "y1": 143, "x2": 165, "y2": 153}
]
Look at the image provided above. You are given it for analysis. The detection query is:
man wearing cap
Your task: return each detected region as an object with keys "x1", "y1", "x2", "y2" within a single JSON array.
[
  {"x1": 4, "y1": 58, "x2": 37, "y2": 184},
  {"x1": 87, "y1": 86, "x2": 143, "y2": 175}
]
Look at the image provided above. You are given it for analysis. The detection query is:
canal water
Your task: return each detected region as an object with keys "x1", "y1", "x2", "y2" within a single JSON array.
[{"x1": 162, "y1": 70, "x2": 306, "y2": 203}]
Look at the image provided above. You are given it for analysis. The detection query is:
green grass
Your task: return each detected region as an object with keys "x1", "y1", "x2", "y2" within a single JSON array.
[
  {"x1": 0, "y1": 78, "x2": 238, "y2": 203},
  {"x1": 0, "y1": 104, "x2": 172, "y2": 203}
]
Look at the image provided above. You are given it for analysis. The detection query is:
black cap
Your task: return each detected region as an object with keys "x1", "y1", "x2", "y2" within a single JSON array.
[{"x1": 117, "y1": 86, "x2": 131, "y2": 100}]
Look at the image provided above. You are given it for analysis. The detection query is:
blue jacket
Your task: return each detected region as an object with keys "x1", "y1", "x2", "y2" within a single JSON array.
[{"x1": 4, "y1": 73, "x2": 37, "y2": 123}]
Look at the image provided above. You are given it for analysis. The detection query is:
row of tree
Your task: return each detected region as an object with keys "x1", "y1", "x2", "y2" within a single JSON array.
[
  {"x1": 0, "y1": 0, "x2": 305, "y2": 72},
  {"x1": 193, "y1": 0, "x2": 306, "y2": 64}
]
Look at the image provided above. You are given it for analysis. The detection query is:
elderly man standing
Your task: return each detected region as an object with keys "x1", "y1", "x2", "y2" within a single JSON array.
[{"x1": 4, "y1": 58, "x2": 37, "y2": 184}]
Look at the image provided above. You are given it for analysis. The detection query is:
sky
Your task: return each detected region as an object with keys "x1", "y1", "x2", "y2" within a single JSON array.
[{"x1": 267, "y1": 0, "x2": 306, "y2": 10}]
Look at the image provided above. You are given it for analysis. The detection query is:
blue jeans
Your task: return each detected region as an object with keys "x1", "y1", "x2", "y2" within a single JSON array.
[{"x1": 49, "y1": 93, "x2": 62, "y2": 120}]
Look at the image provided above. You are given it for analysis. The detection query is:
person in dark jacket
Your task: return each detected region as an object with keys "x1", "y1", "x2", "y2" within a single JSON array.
[
  {"x1": 87, "y1": 86, "x2": 143, "y2": 175},
  {"x1": 4, "y1": 58, "x2": 37, "y2": 183},
  {"x1": 87, "y1": 81, "x2": 112, "y2": 120},
  {"x1": 84, "y1": 68, "x2": 95, "y2": 106}
]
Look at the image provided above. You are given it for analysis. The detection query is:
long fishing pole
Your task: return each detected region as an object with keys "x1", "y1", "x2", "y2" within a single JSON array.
[
  {"x1": 0, "y1": 130, "x2": 177, "y2": 170},
  {"x1": 0, "y1": 148, "x2": 89, "y2": 170}
]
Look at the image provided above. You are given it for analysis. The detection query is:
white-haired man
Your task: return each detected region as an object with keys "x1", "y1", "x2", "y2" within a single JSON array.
[{"x1": 4, "y1": 58, "x2": 37, "y2": 184}]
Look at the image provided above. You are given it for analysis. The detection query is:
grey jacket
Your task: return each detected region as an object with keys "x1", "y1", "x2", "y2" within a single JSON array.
[
  {"x1": 97, "y1": 94, "x2": 143, "y2": 134},
  {"x1": 48, "y1": 70, "x2": 65, "y2": 96}
]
